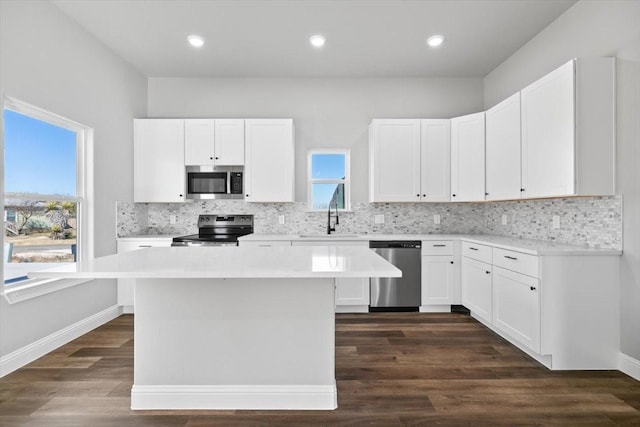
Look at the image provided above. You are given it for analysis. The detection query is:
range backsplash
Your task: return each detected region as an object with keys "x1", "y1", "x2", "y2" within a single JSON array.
[{"x1": 116, "y1": 196, "x2": 622, "y2": 249}]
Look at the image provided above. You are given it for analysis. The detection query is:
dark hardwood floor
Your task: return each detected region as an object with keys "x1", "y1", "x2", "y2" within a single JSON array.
[{"x1": 1, "y1": 312, "x2": 639, "y2": 426}]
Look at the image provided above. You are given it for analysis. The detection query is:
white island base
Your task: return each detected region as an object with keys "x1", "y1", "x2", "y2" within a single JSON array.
[
  {"x1": 132, "y1": 277, "x2": 337, "y2": 410},
  {"x1": 29, "y1": 246, "x2": 400, "y2": 411}
]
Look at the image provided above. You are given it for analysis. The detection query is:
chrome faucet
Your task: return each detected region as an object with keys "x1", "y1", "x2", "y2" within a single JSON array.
[{"x1": 327, "y1": 197, "x2": 339, "y2": 234}]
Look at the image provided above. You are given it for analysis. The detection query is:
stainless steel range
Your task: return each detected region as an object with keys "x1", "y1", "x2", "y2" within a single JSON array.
[{"x1": 171, "y1": 214, "x2": 254, "y2": 247}]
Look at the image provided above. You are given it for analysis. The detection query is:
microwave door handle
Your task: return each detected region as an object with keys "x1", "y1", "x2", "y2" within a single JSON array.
[{"x1": 227, "y1": 172, "x2": 231, "y2": 195}]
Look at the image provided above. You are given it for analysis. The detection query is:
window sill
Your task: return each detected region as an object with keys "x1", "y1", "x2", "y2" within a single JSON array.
[{"x1": 3, "y1": 277, "x2": 93, "y2": 304}]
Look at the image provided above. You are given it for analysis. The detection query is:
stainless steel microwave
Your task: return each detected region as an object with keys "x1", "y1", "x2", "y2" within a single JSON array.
[{"x1": 186, "y1": 166, "x2": 243, "y2": 200}]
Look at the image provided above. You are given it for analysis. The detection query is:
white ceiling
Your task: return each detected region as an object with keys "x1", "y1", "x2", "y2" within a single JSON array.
[{"x1": 52, "y1": 0, "x2": 577, "y2": 78}]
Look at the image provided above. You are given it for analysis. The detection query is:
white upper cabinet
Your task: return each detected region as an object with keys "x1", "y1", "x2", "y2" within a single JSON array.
[
  {"x1": 520, "y1": 58, "x2": 615, "y2": 198},
  {"x1": 369, "y1": 119, "x2": 449, "y2": 202},
  {"x1": 184, "y1": 119, "x2": 215, "y2": 166},
  {"x1": 134, "y1": 119, "x2": 186, "y2": 203},
  {"x1": 521, "y1": 61, "x2": 575, "y2": 198},
  {"x1": 369, "y1": 119, "x2": 421, "y2": 202},
  {"x1": 185, "y1": 119, "x2": 244, "y2": 166},
  {"x1": 244, "y1": 119, "x2": 295, "y2": 202},
  {"x1": 450, "y1": 112, "x2": 485, "y2": 202},
  {"x1": 485, "y1": 92, "x2": 522, "y2": 201},
  {"x1": 214, "y1": 119, "x2": 245, "y2": 165},
  {"x1": 420, "y1": 119, "x2": 451, "y2": 202}
]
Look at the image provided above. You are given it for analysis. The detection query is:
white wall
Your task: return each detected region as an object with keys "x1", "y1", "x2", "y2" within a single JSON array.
[
  {"x1": 484, "y1": 0, "x2": 640, "y2": 108},
  {"x1": 148, "y1": 77, "x2": 484, "y2": 202},
  {"x1": 0, "y1": 0, "x2": 147, "y2": 357},
  {"x1": 483, "y1": 0, "x2": 640, "y2": 360}
]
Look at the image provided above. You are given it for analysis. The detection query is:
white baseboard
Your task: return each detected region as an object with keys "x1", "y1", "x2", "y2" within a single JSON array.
[
  {"x1": 335, "y1": 305, "x2": 368, "y2": 313},
  {"x1": 0, "y1": 305, "x2": 122, "y2": 378},
  {"x1": 420, "y1": 305, "x2": 451, "y2": 313},
  {"x1": 131, "y1": 384, "x2": 338, "y2": 410},
  {"x1": 619, "y1": 352, "x2": 640, "y2": 381}
]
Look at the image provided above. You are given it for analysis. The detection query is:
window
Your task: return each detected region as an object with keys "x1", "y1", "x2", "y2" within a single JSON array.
[
  {"x1": 3, "y1": 98, "x2": 91, "y2": 291},
  {"x1": 308, "y1": 150, "x2": 350, "y2": 211}
]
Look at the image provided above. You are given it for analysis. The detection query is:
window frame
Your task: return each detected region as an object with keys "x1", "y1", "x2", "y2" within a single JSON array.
[
  {"x1": 307, "y1": 149, "x2": 351, "y2": 211},
  {"x1": 2, "y1": 97, "x2": 94, "y2": 303}
]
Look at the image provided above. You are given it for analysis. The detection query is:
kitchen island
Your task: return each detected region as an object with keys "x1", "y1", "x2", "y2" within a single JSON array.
[{"x1": 29, "y1": 245, "x2": 400, "y2": 410}]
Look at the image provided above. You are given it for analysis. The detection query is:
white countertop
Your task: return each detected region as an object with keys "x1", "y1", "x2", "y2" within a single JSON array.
[
  {"x1": 28, "y1": 246, "x2": 402, "y2": 280},
  {"x1": 238, "y1": 233, "x2": 621, "y2": 256},
  {"x1": 457, "y1": 235, "x2": 621, "y2": 256}
]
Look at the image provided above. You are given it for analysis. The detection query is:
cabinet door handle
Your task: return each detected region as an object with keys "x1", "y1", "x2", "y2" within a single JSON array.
[
  {"x1": 416, "y1": 194, "x2": 420, "y2": 197},
  {"x1": 452, "y1": 194, "x2": 456, "y2": 197},
  {"x1": 210, "y1": 156, "x2": 214, "y2": 160},
  {"x1": 422, "y1": 194, "x2": 426, "y2": 197},
  {"x1": 215, "y1": 157, "x2": 219, "y2": 160},
  {"x1": 245, "y1": 194, "x2": 249, "y2": 197},
  {"x1": 433, "y1": 244, "x2": 446, "y2": 247},
  {"x1": 138, "y1": 245, "x2": 152, "y2": 248},
  {"x1": 485, "y1": 271, "x2": 491, "y2": 274},
  {"x1": 530, "y1": 286, "x2": 537, "y2": 291},
  {"x1": 450, "y1": 261, "x2": 454, "y2": 264},
  {"x1": 504, "y1": 255, "x2": 518, "y2": 260},
  {"x1": 520, "y1": 188, "x2": 525, "y2": 192},
  {"x1": 469, "y1": 247, "x2": 478, "y2": 251}
]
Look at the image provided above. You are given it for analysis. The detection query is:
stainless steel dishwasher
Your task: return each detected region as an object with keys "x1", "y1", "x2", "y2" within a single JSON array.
[{"x1": 369, "y1": 241, "x2": 421, "y2": 311}]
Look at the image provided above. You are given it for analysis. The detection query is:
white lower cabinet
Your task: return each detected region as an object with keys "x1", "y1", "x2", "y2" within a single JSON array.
[
  {"x1": 462, "y1": 243, "x2": 540, "y2": 352},
  {"x1": 421, "y1": 256, "x2": 455, "y2": 305},
  {"x1": 461, "y1": 257, "x2": 493, "y2": 324},
  {"x1": 334, "y1": 277, "x2": 370, "y2": 311},
  {"x1": 492, "y1": 266, "x2": 540, "y2": 353},
  {"x1": 420, "y1": 240, "x2": 457, "y2": 312},
  {"x1": 460, "y1": 240, "x2": 619, "y2": 370},
  {"x1": 291, "y1": 240, "x2": 370, "y2": 312},
  {"x1": 116, "y1": 237, "x2": 173, "y2": 312}
]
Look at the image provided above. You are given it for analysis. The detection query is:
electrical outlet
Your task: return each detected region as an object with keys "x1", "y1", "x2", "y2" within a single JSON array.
[
  {"x1": 169, "y1": 214, "x2": 177, "y2": 225},
  {"x1": 374, "y1": 214, "x2": 385, "y2": 224},
  {"x1": 552, "y1": 215, "x2": 560, "y2": 229},
  {"x1": 433, "y1": 214, "x2": 441, "y2": 225},
  {"x1": 501, "y1": 214, "x2": 508, "y2": 225},
  {"x1": 278, "y1": 215, "x2": 285, "y2": 225}
]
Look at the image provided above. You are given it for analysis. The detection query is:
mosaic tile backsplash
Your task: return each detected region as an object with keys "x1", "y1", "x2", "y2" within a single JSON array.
[{"x1": 116, "y1": 196, "x2": 622, "y2": 249}]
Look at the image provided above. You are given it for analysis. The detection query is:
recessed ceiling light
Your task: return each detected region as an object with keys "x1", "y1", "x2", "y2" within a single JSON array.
[
  {"x1": 426, "y1": 34, "x2": 445, "y2": 48},
  {"x1": 187, "y1": 34, "x2": 205, "y2": 48},
  {"x1": 309, "y1": 34, "x2": 326, "y2": 48}
]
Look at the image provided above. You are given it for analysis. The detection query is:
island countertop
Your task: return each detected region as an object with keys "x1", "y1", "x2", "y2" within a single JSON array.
[{"x1": 28, "y1": 246, "x2": 402, "y2": 280}]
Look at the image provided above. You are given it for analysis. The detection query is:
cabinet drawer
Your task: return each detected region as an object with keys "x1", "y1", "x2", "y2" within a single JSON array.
[
  {"x1": 493, "y1": 248, "x2": 539, "y2": 278},
  {"x1": 461, "y1": 241, "x2": 492, "y2": 263},
  {"x1": 422, "y1": 241, "x2": 454, "y2": 256},
  {"x1": 117, "y1": 239, "x2": 172, "y2": 252}
]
